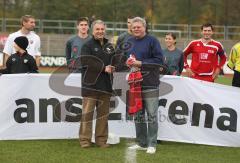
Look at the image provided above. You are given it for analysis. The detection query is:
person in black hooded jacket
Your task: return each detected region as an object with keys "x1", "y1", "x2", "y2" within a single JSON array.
[
  {"x1": 79, "y1": 20, "x2": 115, "y2": 148},
  {"x1": 0, "y1": 36, "x2": 38, "y2": 74}
]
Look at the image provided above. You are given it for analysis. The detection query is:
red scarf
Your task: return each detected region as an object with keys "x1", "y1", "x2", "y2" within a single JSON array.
[{"x1": 127, "y1": 71, "x2": 143, "y2": 115}]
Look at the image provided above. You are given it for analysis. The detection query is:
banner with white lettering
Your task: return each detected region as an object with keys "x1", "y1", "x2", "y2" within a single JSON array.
[
  {"x1": 0, "y1": 73, "x2": 239, "y2": 147},
  {"x1": 40, "y1": 56, "x2": 66, "y2": 67}
]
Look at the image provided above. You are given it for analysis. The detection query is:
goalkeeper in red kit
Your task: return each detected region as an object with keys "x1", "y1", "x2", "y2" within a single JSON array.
[{"x1": 183, "y1": 23, "x2": 226, "y2": 82}]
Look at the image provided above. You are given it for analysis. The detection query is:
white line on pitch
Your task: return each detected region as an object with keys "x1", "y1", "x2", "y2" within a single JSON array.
[{"x1": 124, "y1": 142, "x2": 137, "y2": 163}]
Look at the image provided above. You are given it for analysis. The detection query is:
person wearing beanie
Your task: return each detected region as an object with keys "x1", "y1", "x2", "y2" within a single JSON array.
[
  {"x1": 0, "y1": 36, "x2": 38, "y2": 74},
  {"x1": 14, "y1": 36, "x2": 29, "y2": 51}
]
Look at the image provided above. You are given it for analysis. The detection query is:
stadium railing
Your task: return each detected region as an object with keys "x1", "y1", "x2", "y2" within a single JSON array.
[{"x1": 1, "y1": 18, "x2": 240, "y2": 40}]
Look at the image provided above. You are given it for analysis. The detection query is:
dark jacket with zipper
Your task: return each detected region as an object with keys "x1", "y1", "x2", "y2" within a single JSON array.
[
  {"x1": 0, "y1": 52, "x2": 38, "y2": 74},
  {"x1": 80, "y1": 37, "x2": 114, "y2": 96}
]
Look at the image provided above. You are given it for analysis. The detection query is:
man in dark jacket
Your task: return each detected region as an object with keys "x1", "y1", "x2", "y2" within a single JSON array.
[
  {"x1": 79, "y1": 20, "x2": 115, "y2": 148},
  {"x1": 0, "y1": 36, "x2": 38, "y2": 74}
]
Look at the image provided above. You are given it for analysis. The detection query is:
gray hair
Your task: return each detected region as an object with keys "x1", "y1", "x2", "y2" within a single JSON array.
[
  {"x1": 131, "y1": 17, "x2": 146, "y2": 28},
  {"x1": 91, "y1": 19, "x2": 106, "y2": 29}
]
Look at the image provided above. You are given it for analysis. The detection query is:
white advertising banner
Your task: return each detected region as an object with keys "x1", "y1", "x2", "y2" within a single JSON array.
[{"x1": 0, "y1": 73, "x2": 239, "y2": 147}]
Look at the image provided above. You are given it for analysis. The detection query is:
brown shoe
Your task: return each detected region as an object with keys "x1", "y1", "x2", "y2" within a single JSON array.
[
  {"x1": 97, "y1": 144, "x2": 110, "y2": 148},
  {"x1": 81, "y1": 144, "x2": 91, "y2": 148}
]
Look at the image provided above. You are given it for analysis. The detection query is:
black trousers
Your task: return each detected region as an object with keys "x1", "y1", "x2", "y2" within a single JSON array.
[{"x1": 232, "y1": 70, "x2": 240, "y2": 87}]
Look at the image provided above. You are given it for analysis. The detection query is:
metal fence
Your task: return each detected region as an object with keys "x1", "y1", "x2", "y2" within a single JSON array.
[
  {"x1": 32, "y1": 34, "x2": 237, "y2": 57},
  {"x1": 1, "y1": 18, "x2": 240, "y2": 40},
  {"x1": 0, "y1": 18, "x2": 239, "y2": 57}
]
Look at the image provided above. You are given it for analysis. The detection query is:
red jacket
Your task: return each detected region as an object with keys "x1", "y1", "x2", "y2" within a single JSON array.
[{"x1": 183, "y1": 39, "x2": 226, "y2": 75}]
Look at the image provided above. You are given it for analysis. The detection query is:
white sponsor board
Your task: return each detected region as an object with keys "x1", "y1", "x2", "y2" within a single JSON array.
[{"x1": 0, "y1": 73, "x2": 239, "y2": 147}]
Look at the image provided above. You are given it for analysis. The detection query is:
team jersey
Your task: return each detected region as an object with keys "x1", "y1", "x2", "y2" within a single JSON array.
[
  {"x1": 228, "y1": 42, "x2": 240, "y2": 72},
  {"x1": 183, "y1": 39, "x2": 226, "y2": 75},
  {"x1": 3, "y1": 30, "x2": 41, "y2": 58}
]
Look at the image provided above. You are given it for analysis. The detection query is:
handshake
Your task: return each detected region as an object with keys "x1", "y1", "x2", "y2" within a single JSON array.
[{"x1": 105, "y1": 65, "x2": 115, "y2": 74}]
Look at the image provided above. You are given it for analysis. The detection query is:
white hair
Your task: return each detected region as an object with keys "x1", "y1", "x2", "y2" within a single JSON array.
[
  {"x1": 131, "y1": 17, "x2": 146, "y2": 28},
  {"x1": 91, "y1": 19, "x2": 106, "y2": 29}
]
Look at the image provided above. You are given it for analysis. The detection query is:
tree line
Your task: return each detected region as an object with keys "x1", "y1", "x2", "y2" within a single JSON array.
[{"x1": 1, "y1": 0, "x2": 240, "y2": 26}]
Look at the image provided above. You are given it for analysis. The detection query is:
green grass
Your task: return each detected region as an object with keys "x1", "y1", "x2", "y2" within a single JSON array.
[
  {"x1": 0, "y1": 139, "x2": 125, "y2": 163},
  {"x1": 1, "y1": 139, "x2": 240, "y2": 163},
  {"x1": 215, "y1": 75, "x2": 232, "y2": 86}
]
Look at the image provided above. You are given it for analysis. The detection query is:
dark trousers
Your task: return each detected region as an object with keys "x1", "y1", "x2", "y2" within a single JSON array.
[{"x1": 232, "y1": 70, "x2": 240, "y2": 87}]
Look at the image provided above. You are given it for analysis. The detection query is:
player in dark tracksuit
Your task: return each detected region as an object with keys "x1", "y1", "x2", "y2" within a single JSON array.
[{"x1": 0, "y1": 36, "x2": 38, "y2": 74}]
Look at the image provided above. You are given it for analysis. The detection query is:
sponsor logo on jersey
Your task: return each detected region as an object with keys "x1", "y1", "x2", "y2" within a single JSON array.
[
  {"x1": 208, "y1": 50, "x2": 214, "y2": 54},
  {"x1": 73, "y1": 47, "x2": 78, "y2": 53},
  {"x1": 106, "y1": 47, "x2": 111, "y2": 53},
  {"x1": 200, "y1": 53, "x2": 208, "y2": 60}
]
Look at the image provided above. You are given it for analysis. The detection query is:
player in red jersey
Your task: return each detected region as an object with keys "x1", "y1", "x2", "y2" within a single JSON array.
[{"x1": 183, "y1": 23, "x2": 227, "y2": 82}]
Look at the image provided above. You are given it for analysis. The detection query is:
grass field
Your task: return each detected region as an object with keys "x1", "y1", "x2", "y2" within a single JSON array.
[
  {"x1": 0, "y1": 68, "x2": 237, "y2": 163},
  {"x1": 215, "y1": 75, "x2": 232, "y2": 86},
  {"x1": 1, "y1": 139, "x2": 240, "y2": 163}
]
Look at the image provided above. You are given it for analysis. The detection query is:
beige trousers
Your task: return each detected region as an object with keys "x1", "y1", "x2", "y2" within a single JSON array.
[{"x1": 79, "y1": 93, "x2": 110, "y2": 146}]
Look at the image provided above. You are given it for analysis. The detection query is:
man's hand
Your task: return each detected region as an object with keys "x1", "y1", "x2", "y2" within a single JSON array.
[
  {"x1": 126, "y1": 54, "x2": 142, "y2": 68},
  {"x1": 105, "y1": 65, "x2": 115, "y2": 74},
  {"x1": 186, "y1": 68, "x2": 194, "y2": 77},
  {"x1": 212, "y1": 68, "x2": 221, "y2": 80},
  {"x1": 35, "y1": 56, "x2": 41, "y2": 67},
  {"x1": 126, "y1": 59, "x2": 142, "y2": 68},
  {"x1": 131, "y1": 60, "x2": 142, "y2": 68},
  {"x1": 2, "y1": 53, "x2": 10, "y2": 69}
]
